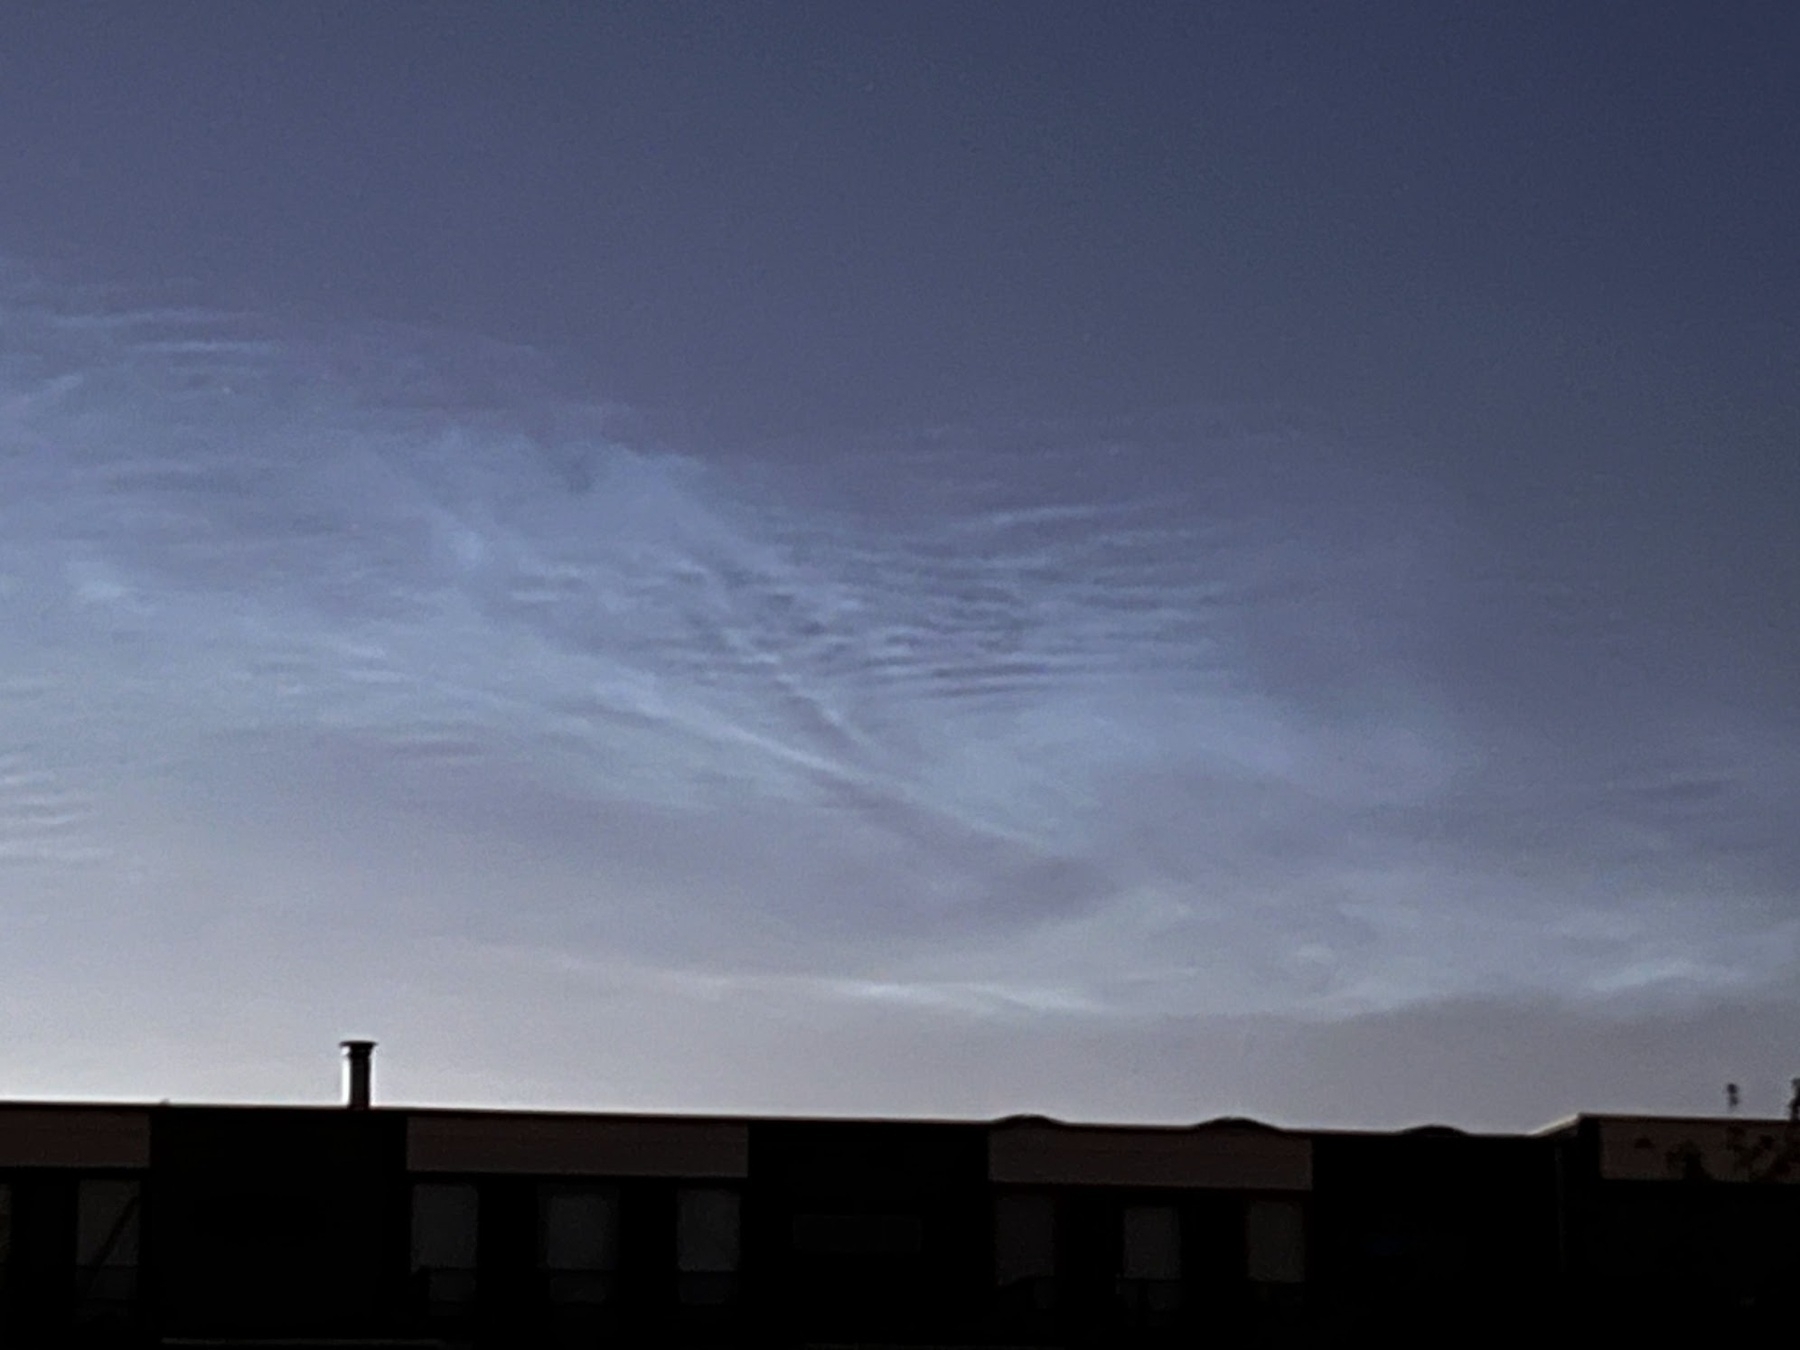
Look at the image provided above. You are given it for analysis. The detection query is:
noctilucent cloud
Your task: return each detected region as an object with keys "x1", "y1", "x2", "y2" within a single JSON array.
[{"x1": 1, "y1": 3, "x2": 1796, "y2": 1128}]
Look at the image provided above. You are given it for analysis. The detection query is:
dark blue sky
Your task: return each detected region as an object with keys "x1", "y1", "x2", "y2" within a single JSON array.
[
  {"x1": 1, "y1": 2, "x2": 1795, "y2": 1125},
  {"x1": 10, "y1": 4, "x2": 1794, "y2": 437}
]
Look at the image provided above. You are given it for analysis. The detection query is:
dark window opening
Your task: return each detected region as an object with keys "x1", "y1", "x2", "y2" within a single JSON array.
[
  {"x1": 994, "y1": 1192, "x2": 1055, "y2": 1312},
  {"x1": 75, "y1": 1178, "x2": 141, "y2": 1326},
  {"x1": 0, "y1": 1180, "x2": 11, "y2": 1313},
  {"x1": 539, "y1": 1183, "x2": 618, "y2": 1306},
  {"x1": 676, "y1": 1186, "x2": 741, "y2": 1306},
  {"x1": 1118, "y1": 1203, "x2": 1182, "y2": 1315},
  {"x1": 411, "y1": 1181, "x2": 478, "y2": 1316},
  {"x1": 1246, "y1": 1198, "x2": 1306, "y2": 1285}
]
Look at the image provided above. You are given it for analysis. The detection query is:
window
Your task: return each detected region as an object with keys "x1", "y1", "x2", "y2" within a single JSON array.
[
  {"x1": 75, "y1": 1178, "x2": 141, "y2": 1323},
  {"x1": 539, "y1": 1184, "x2": 618, "y2": 1305},
  {"x1": 411, "y1": 1182, "x2": 479, "y2": 1312},
  {"x1": 0, "y1": 1180, "x2": 10, "y2": 1311},
  {"x1": 676, "y1": 1187, "x2": 740, "y2": 1305},
  {"x1": 1245, "y1": 1199, "x2": 1306, "y2": 1284},
  {"x1": 1121, "y1": 1205, "x2": 1180, "y2": 1280},
  {"x1": 1119, "y1": 1204, "x2": 1181, "y2": 1314},
  {"x1": 994, "y1": 1193, "x2": 1055, "y2": 1311}
]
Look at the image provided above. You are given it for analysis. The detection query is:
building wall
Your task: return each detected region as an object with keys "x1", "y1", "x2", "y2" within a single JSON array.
[
  {"x1": 1309, "y1": 1128, "x2": 1560, "y2": 1341},
  {"x1": 1558, "y1": 1116, "x2": 1800, "y2": 1330},
  {"x1": 1, "y1": 1102, "x2": 1796, "y2": 1347},
  {"x1": 149, "y1": 1107, "x2": 407, "y2": 1339}
]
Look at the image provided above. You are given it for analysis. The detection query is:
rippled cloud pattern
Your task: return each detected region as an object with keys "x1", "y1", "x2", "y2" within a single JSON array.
[{"x1": 3, "y1": 275, "x2": 1795, "y2": 1124}]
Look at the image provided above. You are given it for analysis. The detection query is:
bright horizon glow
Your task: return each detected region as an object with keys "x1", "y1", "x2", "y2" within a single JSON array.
[{"x1": 3, "y1": 275, "x2": 1795, "y2": 1127}]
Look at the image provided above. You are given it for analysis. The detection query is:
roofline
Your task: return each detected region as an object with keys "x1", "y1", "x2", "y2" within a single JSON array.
[
  {"x1": 7, "y1": 1098, "x2": 1770, "y2": 1136},
  {"x1": 0, "y1": 1098, "x2": 1306, "y2": 1133},
  {"x1": 1534, "y1": 1111, "x2": 1796, "y2": 1135}
]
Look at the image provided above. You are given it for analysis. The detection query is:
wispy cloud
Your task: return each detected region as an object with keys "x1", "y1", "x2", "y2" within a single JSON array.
[{"x1": 2, "y1": 272, "x2": 1794, "y2": 1122}]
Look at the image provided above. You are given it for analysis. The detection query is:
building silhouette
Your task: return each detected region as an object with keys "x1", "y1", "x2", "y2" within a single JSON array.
[{"x1": 1, "y1": 1046, "x2": 1797, "y2": 1346}]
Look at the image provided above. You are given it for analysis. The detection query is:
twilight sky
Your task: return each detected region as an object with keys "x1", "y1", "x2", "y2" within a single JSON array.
[{"x1": 1, "y1": 2, "x2": 1796, "y2": 1129}]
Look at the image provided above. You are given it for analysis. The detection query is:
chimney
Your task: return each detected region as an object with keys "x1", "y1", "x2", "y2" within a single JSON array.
[{"x1": 340, "y1": 1040, "x2": 376, "y2": 1110}]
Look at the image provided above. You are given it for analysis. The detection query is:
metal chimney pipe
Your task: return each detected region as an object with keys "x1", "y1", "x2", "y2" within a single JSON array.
[{"x1": 340, "y1": 1040, "x2": 376, "y2": 1110}]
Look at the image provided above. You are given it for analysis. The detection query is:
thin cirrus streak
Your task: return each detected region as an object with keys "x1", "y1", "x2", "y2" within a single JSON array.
[{"x1": 1, "y1": 272, "x2": 1796, "y2": 1037}]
